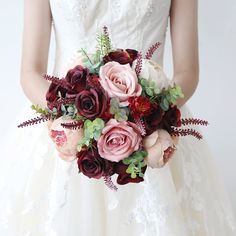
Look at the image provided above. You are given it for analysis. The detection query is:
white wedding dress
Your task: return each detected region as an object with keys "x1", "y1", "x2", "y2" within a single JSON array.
[{"x1": 0, "y1": 0, "x2": 235, "y2": 235}]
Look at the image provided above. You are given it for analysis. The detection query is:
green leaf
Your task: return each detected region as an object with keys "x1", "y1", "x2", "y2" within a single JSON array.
[
  {"x1": 122, "y1": 158, "x2": 130, "y2": 165},
  {"x1": 93, "y1": 130, "x2": 101, "y2": 141},
  {"x1": 154, "y1": 87, "x2": 160, "y2": 94},
  {"x1": 126, "y1": 165, "x2": 133, "y2": 174},
  {"x1": 139, "y1": 172, "x2": 144, "y2": 178},
  {"x1": 161, "y1": 98, "x2": 169, "y2": 111},
  {"x1": 131, "y1": 172, "x2": 137, "y2": 179},
  {"x1": 146, "y1": 87, "x2": 154, "y2": 97},
  {"x1": 149, "y1": 80, "x2": 156, "y2": 88},
  {"x1": 140, "y1": 78, "x2": 148, "y2": 86},
  {"x1": 84, "y1": 119, "x2": 93, "y2": 128},
  {"x1": 93, "y1": 118, "x2": 105, "y2": 129}
]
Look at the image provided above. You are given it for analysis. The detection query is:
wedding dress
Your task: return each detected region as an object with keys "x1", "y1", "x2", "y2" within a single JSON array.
[{"x1": 0, "y1": 0, "x2": 235, "y2": 235}]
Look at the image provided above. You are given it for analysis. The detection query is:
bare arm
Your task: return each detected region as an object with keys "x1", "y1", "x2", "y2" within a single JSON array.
[
  {"x1": 20, "y1": 0, "x2": 52, "y2": 108},
  {"x1": 143, "y1": 0, "x2": 199, "y2": 160},
  {"x1": 170, "y1": 0, "x2": 199, "y2": 107}
]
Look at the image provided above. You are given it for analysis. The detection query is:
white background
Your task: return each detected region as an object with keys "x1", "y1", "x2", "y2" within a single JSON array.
[{"x1": 0, "y1": 0, "x2": 235, "y2": 214}]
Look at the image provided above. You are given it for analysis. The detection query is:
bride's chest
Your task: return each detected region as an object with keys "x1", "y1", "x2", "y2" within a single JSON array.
[{"x1": 50, "y1": 0, "x2": 171, "y2": 24}]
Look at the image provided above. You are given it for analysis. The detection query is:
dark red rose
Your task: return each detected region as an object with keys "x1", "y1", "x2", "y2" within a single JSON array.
[
  {"x1": 144, "y1": 104, "x2": 164, "y2": 135},
  {"x1": 46, "y1": 80, "x2": 68, "y2": 110},
  {"x1": 65, "y1": 65, "x2": 88, "y2": 94},
  {"x1": 128, "y1": 96, "x2": 151, "y2": 118},
  {"x1": 75, "y1": 88, "x2": 108, "y2": 119},
  {"x1": 77, "y1": 149, "x2": 114, "y2": 179},
  {"x1": 103, "y1": 49, "x2": 138, "y2": 65},
  {"x1": 160, "y1": 106, "x2": 181, "y2": 132},
  {"x1": 114, "y1": 161, "x2": 147, "y2": 185}
]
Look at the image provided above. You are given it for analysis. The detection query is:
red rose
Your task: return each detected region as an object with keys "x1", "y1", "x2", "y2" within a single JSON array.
[
  {"x1": 65, "y1": 65, "x2": 88, "y2": 94},
  {"x1": 161, "y1": 106, "x2": 181, "y2": 132},
  {"x1": 75, "y1": 88, "x2": 108, "y2": 119},
  {"x1": 77, "y1": 149, "x2": 114, "y2": 179},
  {"x1": 46, "y1": 79, "x2": 68, "y2": 110},
  {"x1": 128, "y1": 96, "x2": 151, "y2": 118},
  {"x1": 114, "y1": 161, "x2": 147, "y2": 185},
  {"x1": 103, "y1": 49, "x2": 138, "y2": 65},
  {"x1": 144, "y1": 104, "x2": 164, "y2": 135}
]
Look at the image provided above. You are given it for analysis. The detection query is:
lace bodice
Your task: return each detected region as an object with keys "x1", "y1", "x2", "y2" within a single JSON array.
[{"x1": 49, "y1": 0, "x2": 171, "y2": 76}]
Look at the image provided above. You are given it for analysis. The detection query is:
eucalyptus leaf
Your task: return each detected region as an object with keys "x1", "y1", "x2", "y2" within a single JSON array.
[{"x1": 131, "y1": 172, "x2": 137, "y2": 179}]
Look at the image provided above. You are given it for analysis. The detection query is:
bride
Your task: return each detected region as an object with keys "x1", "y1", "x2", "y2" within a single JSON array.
[{"x1": 0, "y1": 0, "x2": 235, "y2": 235}]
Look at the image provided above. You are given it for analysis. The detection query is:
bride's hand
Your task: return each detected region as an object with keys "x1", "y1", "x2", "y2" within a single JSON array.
[
  {"x1": 47, "y1": 118, "x2": 84, "y2": 162},
  {"x1": 143, "y1": 130, "x2": 178, "y2": 168}
]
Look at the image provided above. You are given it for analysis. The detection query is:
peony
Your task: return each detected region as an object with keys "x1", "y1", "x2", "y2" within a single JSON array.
[
  {"x1": 75, "y1": 88, "x2": 108, "y2": 119},
  {"x1": 133, "y1": 59, "x2": 170, "y2": 91},
  {"x1": 99, "y1": 61, "x2": 142, "y2": 106},
  {"x1": 143, "y1": 129, "x2": 176, "y2": 168},
  {"x1": 114, "y1": 161, "x2": 147, "y2": 185},
  {"x1": 65, "y1": 65, "x2": 88, "y2": 95},
  {"x1": 103, "y1": 49, "x2": 138, "y2": 65},
  {"x1": 49, "y1": 116, "x2": 83, "y2": 161},
  {"x1": 97, "y1": 119, "x2": 142, "y2": 162},
  {"x1": 77, "y1": 148, "x2": 114, "y2": 179}
]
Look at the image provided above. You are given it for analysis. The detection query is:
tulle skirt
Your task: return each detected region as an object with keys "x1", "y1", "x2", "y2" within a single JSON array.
[{"x1": 0, "y1": 104, "x2": 235, "y2": 236}]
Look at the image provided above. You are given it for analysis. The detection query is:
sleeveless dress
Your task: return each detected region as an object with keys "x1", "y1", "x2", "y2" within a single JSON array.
[{"x1": 0, "y1": 0, "x2": 235, "y2": 235}]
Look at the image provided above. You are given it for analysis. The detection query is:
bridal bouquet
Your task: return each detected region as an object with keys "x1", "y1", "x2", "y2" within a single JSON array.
[{"x1": 18, "y1": 27, "x2": 208, "y2": 190}]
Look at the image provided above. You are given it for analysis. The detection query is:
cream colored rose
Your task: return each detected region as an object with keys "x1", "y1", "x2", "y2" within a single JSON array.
[{"x1": 133, "y1": 59, "x2": 171, "y2": 92}]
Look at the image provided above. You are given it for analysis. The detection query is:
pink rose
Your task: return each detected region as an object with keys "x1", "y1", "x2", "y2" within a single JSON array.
[
  {"x1": 49, "y1": 117, "x2": 83, "y2": 161},
  {"x1": 97, "y1": 119, "x2": 142, "y2": 162},
  {"x1": 143, "y1": 129, "x2": 176, "y2": 168},
  {"x1": 99, "y1": 61, "x2": 142, "y2": 106}
]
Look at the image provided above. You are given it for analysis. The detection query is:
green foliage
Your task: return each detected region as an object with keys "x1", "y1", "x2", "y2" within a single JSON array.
[
  {"x1": 139, "y1": 78, "x2": 160, "y2": 98},
  {"x1": 78, "y1": 29, "x2": 113, "y2": 74},
  {"x1": 77, "y1": 118, "x2": 105, "y2": 151},
  {"x1": 96, "y1": 29, "x2": 112, "y2": 57},
  {"x1": 31, "y1": 104, "x2": 50, "y2": 116},
  {"x1": 160, "y1": 84, "x2": 184, "y2": 111},
  {"x1": 109, "y1": 98, "x2": 129, "y2": 122},
  {"x1": 61, "y1": 104, "x2": 78, "y2": 118},
  {"x1": 78, "y1": 48, "x2": 103, "y2": 74},
  {"x1": 122, "y1": 150, "x2": 147, "y2": 179}
]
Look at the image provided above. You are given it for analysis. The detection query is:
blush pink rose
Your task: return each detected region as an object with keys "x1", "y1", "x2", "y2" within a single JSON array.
[
  {"x1": 49, "y1": 117, "x2": 83, "y2": 161},
  {"x1": 97, "y1": 119, "x2": 142, "y2": 162},
  {"x1": 99, "y1": 61, "x2": 142, "y2": 106},
  {"x1": 143, "y1": 129, "x2": 177, "y2": 168}
]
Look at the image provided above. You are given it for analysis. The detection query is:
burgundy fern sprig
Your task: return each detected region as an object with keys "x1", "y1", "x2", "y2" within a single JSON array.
[
  {"x1": 18, "y1": 115, "x2": 51, "y2": 128},
  {"x1": 181, "y1": 118, "x2": 209, "y2": 126},
  {"x1": 61, "y1": 121, "x2": 84, "y2": 130},
  {"x1": 134, "y1": 117, "x2": 146, "y2": 136},
  {"x1": 135, "y1": 52, "x2": 143, "y2": 77},
  {"x1": 43, "y1": 74, "x2": 71, "y2": 90},
  {"x1": 171, "y1": 127, "x2": 203, "y2": 140},
  {"x1": 103, "y1": 176, "x2": 118, "y2": 192},
  {"x1": 145, "y1": 42, "x2": 161, "y2": 60}
]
